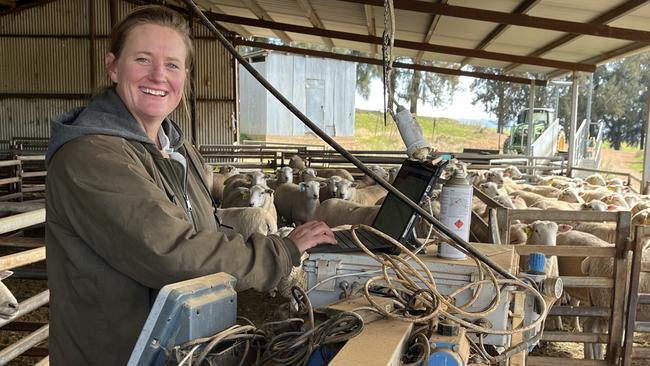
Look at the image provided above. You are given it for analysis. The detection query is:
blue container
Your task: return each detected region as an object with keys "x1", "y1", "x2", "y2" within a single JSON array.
[{"x1": 529, "y1": 252, "x2": 546, "y2": 274}]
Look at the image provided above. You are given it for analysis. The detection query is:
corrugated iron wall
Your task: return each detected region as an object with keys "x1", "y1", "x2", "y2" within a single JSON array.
[{"x1": 0, "y1": 0, "x2": 237, "y2": 146}]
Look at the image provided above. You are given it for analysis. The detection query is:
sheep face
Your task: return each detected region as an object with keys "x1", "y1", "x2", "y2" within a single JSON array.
[
  {"x1": 558, "y1": 187, "x2": 583, "y2": 203},
  {"x1": 504, "y1": 165, "x2": 524, "y2": 179},
  {"x1": 277, "y1": 167, "x2": 293, "y2": 184},
  {"x1": 485, "y1": 170, "x2": 504, "y2": 185},
  {"x1": 335, "y1": 179, "x2": 357, "y2": 200},
  {"x1": 299, "y1": 181, "x2": 322, "y2": 200},
  {"x1": 248, "y1": 185, "x2": 273, "y2": 207},
  {"x1": 299, "y1": 168, "x2": 317, "y2": 182},
  {"x1": 581, "y1": 200, "x2": 609, "y2": 211},
  {"x1": 479, "y1": 182, "x2": 500, "y2": 198},
  {"x1": 527, "y1": 221, "x2": 558, "y2": 246},
  {"x1": 327, "y1": 176, "x2": 343, "y2": 196}
]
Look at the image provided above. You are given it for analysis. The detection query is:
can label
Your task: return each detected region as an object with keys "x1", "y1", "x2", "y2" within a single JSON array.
[{"x1": 440, "y1": 185, "x2": 473, "y2": 241}]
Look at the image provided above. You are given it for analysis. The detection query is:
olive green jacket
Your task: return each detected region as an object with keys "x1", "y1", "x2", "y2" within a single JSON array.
[{"x1": 45, "y1": 88, "x2": 300, "y2": 365}]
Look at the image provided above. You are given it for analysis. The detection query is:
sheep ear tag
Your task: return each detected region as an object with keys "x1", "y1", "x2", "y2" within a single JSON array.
[
  {"x1": 299, "y1": 183, "x2": 305, "y2": 192},
  {"x1": 242, "y1": 192, "x2": 250, "y2": 200}
]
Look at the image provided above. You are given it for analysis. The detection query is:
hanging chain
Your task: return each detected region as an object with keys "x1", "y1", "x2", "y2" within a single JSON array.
[{"x1": 381, "y1": 0, "x2": 396, "y2": 126}]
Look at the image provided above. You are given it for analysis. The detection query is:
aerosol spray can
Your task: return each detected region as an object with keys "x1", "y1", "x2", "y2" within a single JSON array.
[{"x1": 438, "y1": 168, "x2": 473, "y2": 260}]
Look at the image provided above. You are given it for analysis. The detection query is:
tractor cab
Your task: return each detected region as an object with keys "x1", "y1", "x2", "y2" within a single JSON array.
[{"x1": 503, "y1": 108, "x2": 565, "y2": 154}]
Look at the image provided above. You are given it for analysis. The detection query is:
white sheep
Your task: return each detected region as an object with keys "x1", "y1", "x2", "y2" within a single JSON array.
[
  {"x1": 211, "y1": 165, "x2": 239, "y2": 203},
  {"x1": 580, "y1": 200, "x2": 612, "y2": 212},
  {"x1": 529, "y1": 199, "x2": 580, "y2": 211},
  {"x1": 585, "y1": 174, "x2": 607, "y2": 186},
  {"x1": 216, "y1": 207, "x2": 278, "y2": 242},
  {"x1": 288, "y1": 155, "x2": 306, "y2": 172},
  {"x1": 274, "y1": 181, "x2": 324, "y2": 225},
  {"x1": 510, "y1": 190, "x2": 545, "y2": 206},
  {"x1": 600, "y1": 192, "x2": 630, "y2": 210},
  {"x1": 298, "y1": 168, "x2": 318, "y2": 183},
  {"x1": 557, "y1": 187, "x2": 585, "y2": 204},
  {"x1": 312, "y1": 198, "x2": 379, "y2": 228},
  {"x1": 504, "y1": 165, "x2": 525, "y2": 179},
  {"x1": 478, "y1": 182, "x2": 506, "y2": 198},
  {"x1": 523, "y1": 221, "x2": 559, "y2": 278},
  {"x1": 556, "y1": 228, "x2": 613, "y2": 333},
  {"x1": 222, "y1": 171, "x2": 267, "y2": 197},
  {"x1": 319, "y1": 176, "x2": 343, "y2": 202},
  {"x1": 267, "y1": 166, "x2": 294, "y2": 190},
  {"x1": 521, "y1": 185, "x2": 562, "y2": 198},
  {"x1": 0, "y1": 271, "x2": 18, "y2": 319},
  {"x1": 581, "y1": 240, "x2": 650, "y2": 359},
  {"x1": 579, "y1": 188, "x2": 610, "y2": 203},
  {"x1": 335, "y1": 179, "x2": 387, "y2": 206}
]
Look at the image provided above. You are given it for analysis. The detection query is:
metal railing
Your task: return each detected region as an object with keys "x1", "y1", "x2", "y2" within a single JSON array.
[{"x1": 0, "y1": 209, "x2": 48, "y2": 365}]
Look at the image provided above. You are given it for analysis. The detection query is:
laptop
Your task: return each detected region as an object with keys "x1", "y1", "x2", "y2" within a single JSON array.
[{"x1": 309, "y1": 158, "x2": 448, "y2": 255}]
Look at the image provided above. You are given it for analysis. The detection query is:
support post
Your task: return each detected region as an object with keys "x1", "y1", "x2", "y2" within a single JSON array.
[
  {"x1": 643, "y1": 86, "x2": 650, "y2": 193},
  {"x1": 526, "y1": 80, "x2": 536, "y2": 164},
  {"x1": 586, "y1": 73, "x2": 594, "y2": 125},
  {"x1": 568, "y1": 72, "x2": 579, "y2": 176}
]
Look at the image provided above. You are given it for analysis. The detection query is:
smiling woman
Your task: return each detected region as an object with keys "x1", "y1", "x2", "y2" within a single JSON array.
[{"x1": 44, "y1": 5, "x2": 336, "y2": 366}]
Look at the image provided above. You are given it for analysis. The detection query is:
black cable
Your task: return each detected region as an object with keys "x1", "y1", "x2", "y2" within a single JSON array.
[{"x1": 182, "y1": 0, "x2": 518, "y2": 282}]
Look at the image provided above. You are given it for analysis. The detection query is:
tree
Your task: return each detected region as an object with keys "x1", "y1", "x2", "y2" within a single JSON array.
[
  {"x1": 589, "y1": 53, "x2": 650, "y2": 149},
  {"x1": 469, "y1": 67, "x2": 548, "y2": 134},
  {"x1": 390, "y1": 59, "x2": 458, "y2": 115}
]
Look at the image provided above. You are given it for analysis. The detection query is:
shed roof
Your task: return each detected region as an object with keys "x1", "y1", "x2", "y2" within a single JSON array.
[
  {"x1": 4, "y1": 0, "x2": 650, "y2": 83},
  {"x1": 189, "y1": 0, "x2": 650, "y2": 81}
]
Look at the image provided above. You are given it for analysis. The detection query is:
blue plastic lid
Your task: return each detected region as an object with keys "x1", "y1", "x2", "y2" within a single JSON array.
[{"x1": 529, "y1": 252, "x2": 546, "y2": 274}]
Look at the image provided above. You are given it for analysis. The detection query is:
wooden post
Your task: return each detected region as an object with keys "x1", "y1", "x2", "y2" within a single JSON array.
[
  {"x1": 621, "y1": 226, "x2": 648, "y2": 366},
  {"x1": 606, "y1": 211, "x2": 632, "y2": 365},
  {"x1": 568, "y1": 72, "x2": 579, "y2": 177},
  {"x1": 510, "y1": 291, "x2": 526, "y2": 366}
]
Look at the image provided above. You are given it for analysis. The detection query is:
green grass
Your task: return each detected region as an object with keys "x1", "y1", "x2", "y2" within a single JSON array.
[{"x1": 355, "y1": 110, "x2": 498, "y2": 151}]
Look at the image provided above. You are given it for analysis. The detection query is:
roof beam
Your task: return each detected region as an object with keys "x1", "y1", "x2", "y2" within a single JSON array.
[
  {"x1": 340, "y1": 0, "x2": 650, "y2": 43},
  {"x1": 414, "y1": 0, "x2": 448, "y2": 64},
  {"x1": 235, "y1": 39, "x2": 547, "y2": 86},
  {"x1": 460, "y1": 0, "x2": 541, "y2": 66},
  {"x1": 296, "y1": 0, "x2": 335, "y2": 48},
  {"x1": 504, "y1": 0, "x2": 650, "y2": 72},
  {"x1": 546, "y1": 42, "x2": 649, "y2": 79},
  {"x1": 363, "y1": 5, "x2": 378, "y2": 55},
  {"x1": 193, "y1": 0, "x2": 252, "y2": 37},
  {"x1": 0, "y1": 0, "x2": 16, "y2": 7},
  {"x1": 241, "y1": 0, "x2": 293, "y2": 43},
  {"x1": 206, "y1": 12, "x2": 596, "y2": 71}
]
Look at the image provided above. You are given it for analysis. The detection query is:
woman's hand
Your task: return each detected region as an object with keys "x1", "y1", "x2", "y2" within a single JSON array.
[{"x1": 288, "y1": 220, "x2": 336, "y2": 254}]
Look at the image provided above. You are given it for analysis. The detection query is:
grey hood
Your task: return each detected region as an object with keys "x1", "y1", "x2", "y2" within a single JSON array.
[{"x1": 46, "y1": 87, "x2": 184, "y2": 163}]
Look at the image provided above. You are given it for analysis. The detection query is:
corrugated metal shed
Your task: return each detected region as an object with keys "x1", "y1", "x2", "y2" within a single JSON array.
[
  {"x1": 239, "y1": 51, "x2": 355, "y2": 138},
  {"x1": 0, "y1": 0, "x2": 237, "y2": 146}
]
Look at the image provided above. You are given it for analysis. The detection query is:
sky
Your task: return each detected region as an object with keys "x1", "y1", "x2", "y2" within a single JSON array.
[{"x1": 355, "y1": 76, "x2": 496, "y2": 121}]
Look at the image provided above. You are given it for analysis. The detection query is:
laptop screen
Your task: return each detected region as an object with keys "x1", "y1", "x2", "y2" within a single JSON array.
[{"x1": 371, "y1": 159, "x2": 443, "y2": 241}]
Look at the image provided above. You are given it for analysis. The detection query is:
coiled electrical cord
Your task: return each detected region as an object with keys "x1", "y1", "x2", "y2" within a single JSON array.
[
  {"x1": 260, "y1": 286, "x2": 364, "y2": 366},
  {"x1": 349, "y1": 224, "x2": 551, "y2": 336}
]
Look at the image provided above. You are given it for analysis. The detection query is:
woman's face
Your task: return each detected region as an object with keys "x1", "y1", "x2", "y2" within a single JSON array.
[{"x1": 105, "y1": 24, "x2": 187, "y2": 127}]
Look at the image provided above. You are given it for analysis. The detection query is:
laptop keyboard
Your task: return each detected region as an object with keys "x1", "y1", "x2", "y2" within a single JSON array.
[{"x1": 333, "y1": 228, "x2": 393, "y2": 251}]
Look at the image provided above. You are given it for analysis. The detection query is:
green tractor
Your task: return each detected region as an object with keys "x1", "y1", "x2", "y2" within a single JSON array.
[{"x1": 503, "y1": 108, "x2": 567, "y2": 155}]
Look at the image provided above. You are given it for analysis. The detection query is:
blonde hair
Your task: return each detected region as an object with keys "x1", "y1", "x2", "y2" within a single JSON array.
[{"x1": 109, "y1": 5, "x2": 194, "y2": 120}]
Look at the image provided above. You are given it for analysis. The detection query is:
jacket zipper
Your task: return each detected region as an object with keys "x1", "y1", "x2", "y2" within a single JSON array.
[{"x1": 181, "y1": 154, "x2": 197, "y2": 232}]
